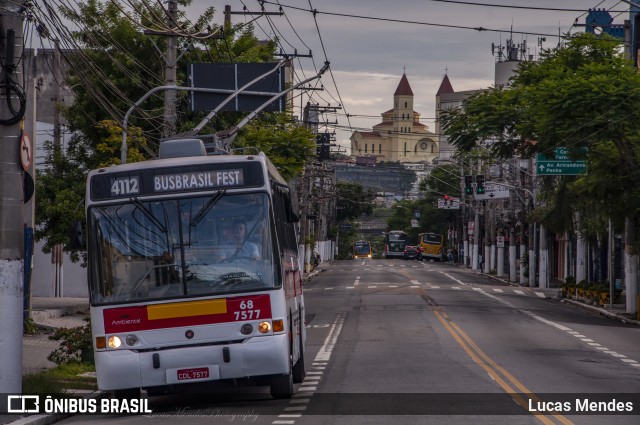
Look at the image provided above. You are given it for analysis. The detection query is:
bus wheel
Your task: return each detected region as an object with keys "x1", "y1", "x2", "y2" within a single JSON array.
[
  {"x1": 292, "y1": 319, "x2": 306, "y2": 383},
  {"x1": 270, "y1": 369, "x2": 294, "y2": 399}
]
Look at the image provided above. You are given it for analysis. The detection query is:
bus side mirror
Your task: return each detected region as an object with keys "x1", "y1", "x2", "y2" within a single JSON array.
[{"x1": 68, "y1": 220, "x2": 85, "y2": 249}]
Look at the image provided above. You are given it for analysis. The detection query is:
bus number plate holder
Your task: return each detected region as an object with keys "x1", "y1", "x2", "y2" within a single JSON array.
[{"x1": 166, "y1": 365, "x2": 219, "y2": 384}]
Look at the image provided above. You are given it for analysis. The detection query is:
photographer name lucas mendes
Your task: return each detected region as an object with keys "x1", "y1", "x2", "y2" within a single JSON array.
[{"x1": 529, "y1": 398, "x2": 634, "y2": 413}]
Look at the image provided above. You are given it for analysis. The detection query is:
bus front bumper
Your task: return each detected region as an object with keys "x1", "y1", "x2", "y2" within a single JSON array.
[{"x1": 94, "y1": 334, "x2": 289, "y2": 391}]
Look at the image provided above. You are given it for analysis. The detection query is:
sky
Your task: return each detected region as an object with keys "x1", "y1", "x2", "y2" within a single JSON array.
[{"x1": 187, "y1": 0, "x2": 630, "y2": 152}]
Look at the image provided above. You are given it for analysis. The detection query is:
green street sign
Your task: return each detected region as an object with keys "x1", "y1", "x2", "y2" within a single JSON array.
[{"x1": 536, "y1": 147, "x2": 587, "y2": 176}]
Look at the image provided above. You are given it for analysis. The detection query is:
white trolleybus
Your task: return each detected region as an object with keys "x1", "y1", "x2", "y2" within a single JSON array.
[{"x1": 83, "y1": 139, "x2": 305, "y2": 399}]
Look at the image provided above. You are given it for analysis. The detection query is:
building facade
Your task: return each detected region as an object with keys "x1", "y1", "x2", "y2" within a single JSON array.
[{"x1": 350, "y1": 73, "x2": 438, "y2": 164}]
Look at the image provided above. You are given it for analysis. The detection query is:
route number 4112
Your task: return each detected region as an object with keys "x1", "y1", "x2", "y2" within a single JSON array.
[{"x1": 111, "y1": 176, "x2": 140, "y2": 196}]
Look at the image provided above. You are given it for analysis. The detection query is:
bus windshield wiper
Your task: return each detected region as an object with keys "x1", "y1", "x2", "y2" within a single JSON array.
[
  {"x1": 130, "y1": 197, "x2": 167, "y2": 233},
  {"x1": 191, "y1": 190, "x2": 226, "y2": 227}
]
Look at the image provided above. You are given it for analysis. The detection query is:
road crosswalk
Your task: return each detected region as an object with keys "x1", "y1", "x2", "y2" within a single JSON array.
[{"x1": 304, "y1": 281, "x2": 556, "y2": 299}]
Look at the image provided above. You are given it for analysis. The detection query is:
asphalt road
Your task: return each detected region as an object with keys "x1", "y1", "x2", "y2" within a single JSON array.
[{"x1": 56, "y1": 259, "x2": 640, "y2": 425}]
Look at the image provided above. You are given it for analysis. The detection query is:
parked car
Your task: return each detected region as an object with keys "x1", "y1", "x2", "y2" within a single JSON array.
[{"x1": 403, "y1": 245, "x2": 422, "y2": 260}]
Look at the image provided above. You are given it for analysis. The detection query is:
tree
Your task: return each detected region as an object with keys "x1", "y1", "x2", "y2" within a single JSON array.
[
  {"x1": 35, "y1": 1, "x2": 307, "y2": 259},
  {"x1": 441, "y1": 32, "x2": 640, "y2": 251},
  {"x1": 335, "y1": 182, "x2": 375, "y2": 223}
]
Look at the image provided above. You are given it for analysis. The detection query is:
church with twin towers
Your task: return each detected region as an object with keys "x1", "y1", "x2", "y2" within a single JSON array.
[{"x1": 349, "y1": 72, "x2": 454, "y2": 164}]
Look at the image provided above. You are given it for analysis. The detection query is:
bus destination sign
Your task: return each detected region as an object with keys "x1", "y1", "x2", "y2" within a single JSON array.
[
  {"x1": 154, "y1": 169, "x2": 243, "y2": 192},
  {"x1": 91, "y1": 162, "x2": 262, "y2": 201}
]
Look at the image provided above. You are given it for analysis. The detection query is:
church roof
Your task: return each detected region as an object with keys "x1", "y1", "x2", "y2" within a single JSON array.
[
  {"x1": 394, "y1": 73, "x2": 414, "y2": 96},
  {"x1": 436, "y1": 74, "x2": 454, "y2": 96}
]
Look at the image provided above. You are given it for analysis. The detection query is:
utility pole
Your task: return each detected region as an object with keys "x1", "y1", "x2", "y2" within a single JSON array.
[
  {"x1": 52, "y1": 40, "x2": 64, "y2": 297},
  {"x1": 0, "y1": 0, "x2": 26, "y2": 398},
  {"x1": 162, "y1": 0, "x2": 178, "y2": 138}
]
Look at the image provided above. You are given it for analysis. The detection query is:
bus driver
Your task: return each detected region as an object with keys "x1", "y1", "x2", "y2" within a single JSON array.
[{"x1": 225, "y1": 220, "x2": 260, "y2": 261}]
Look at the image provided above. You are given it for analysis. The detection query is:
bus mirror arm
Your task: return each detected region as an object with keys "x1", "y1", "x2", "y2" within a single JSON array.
[{"x1": 68, "y1": 220, "x2": 84, "y2": 249}]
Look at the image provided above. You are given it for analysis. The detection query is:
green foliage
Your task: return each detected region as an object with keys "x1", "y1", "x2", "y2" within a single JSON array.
[
  {"x1": 35, "y1": 1, "x2": 285, "y2": 261},
  {"x1": 23, "y1": 362, "x2": 97, "y2": 395},
  {"x1": 440, "y1": 32, "x2": 640, "y2": 249},
  {"x1": 24, "y1": 318, "x2": 38, "y2": 335},
  {"x1": 47, "y1": 319, "x2": 93, "y2": 365},
  {"x1": 335, "y1": 182, "x2": 375, "y2": 223},
  {"x1": 234, "y1": 113, "x2": 316, "y2": 180}
]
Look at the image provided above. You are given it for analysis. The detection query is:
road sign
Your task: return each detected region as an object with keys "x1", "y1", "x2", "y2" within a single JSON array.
[
  {"x1": 411, "y1": 219, "x2": 419, "y2": 228},
  {"x1": 467, "y1": 221, "x2": 475, "y2": 235},
  {"x1": 536, "y1": 147, "x2": 587, "y2": 176},
  {"x1": 438, "y1": 197, "x2": 460, "y2": 209},
  {"x1": 20, "y1": 132, "x2": 32, "y2": 171},
  {"x1": 474, "y1": 183, "x2": 510, "y2": 200},
  {"x1": 496, "y1": 236, "x2": 505, "y2": 247}
]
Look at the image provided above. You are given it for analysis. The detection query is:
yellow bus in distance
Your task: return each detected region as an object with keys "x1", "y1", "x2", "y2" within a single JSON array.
[
  {"x1": 419, "y1": 232, "x2": 444, "y2": 261},
  {"x1": 352, "y1": 240, "x2": 372, "y2": 259}
]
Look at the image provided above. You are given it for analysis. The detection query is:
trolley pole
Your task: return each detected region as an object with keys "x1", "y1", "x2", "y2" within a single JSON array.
[{"x1": 0, "y1": 0, "x2": 26, "y2": 398}]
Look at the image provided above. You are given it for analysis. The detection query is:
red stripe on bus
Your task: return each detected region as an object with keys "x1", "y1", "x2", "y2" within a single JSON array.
[{"x1": 103, "y1": 294, "x2": 272, "y2": 333}]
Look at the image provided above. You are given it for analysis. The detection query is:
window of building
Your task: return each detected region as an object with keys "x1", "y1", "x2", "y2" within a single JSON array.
[
  {"x1": 404, "y1": 142, "x2": 407, "y2": 156},
  {"x1": 365, "y1": 144, "x2": 367, "y2": 153},
  {"x1": 431, "y1": 144, "x2": 434, "y2": 153},
  {"x1": 371, "y1": 144, "x2": 375, "y2": 153},
  {"x1": 379, "y1": 144, "x2": 382, "y2": 153},
  {"x1": 405, "y1": 101, "x2": 407, "y2": 108}
]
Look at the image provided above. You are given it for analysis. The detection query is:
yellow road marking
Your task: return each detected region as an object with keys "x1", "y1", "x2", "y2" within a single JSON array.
[{"x1": 431, "y1": 304, "x2": 573, "y2": 425}]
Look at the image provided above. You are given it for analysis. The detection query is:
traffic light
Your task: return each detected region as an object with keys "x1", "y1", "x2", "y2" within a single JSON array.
[
  {"x1": 464, "y1": 175, "x2": 473, "y2": 195},
  {"x1": 476, "y1": 174, "x2": 485, "y2": 194}
]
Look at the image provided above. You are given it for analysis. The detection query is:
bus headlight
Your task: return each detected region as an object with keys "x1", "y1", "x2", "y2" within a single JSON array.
[
  {"x1": 108, "y1": 336, "x2": 122, "y2": 349},
  {"x1": 258, "y1": 321, "x2": 271, "y2": 333},
  {"x1": 125, "y1": 334, "x2": 139, "y2": 346}
]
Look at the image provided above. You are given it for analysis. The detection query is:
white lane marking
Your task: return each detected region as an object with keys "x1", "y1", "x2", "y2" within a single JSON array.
[
  {"x1": 324, "y1": 287, "x2": 333, "y2": 290},
  {"x1": 368, "y1": 285, "x2": 377, "y2": 288},
  {"x1": 306, "y1": 371, "x2": 323, "y2": 375},
  {"x1": 452, "y1": 287, "x2": 462, "y2": 290},
  {"x1": 314, "y1": 313, "x2": 346, "y2": 362},
  {"x1": 297, "y1": 386, "x2": 317, "y2": 391},
  {"x1": 411, "y1": 279, "x2": 420, "y2": 285},
  {"x1": 410, "y1": 286, "x2": 419, "y2": 288},
  {"x1": 279, "y1": 414, "x2": 302, "y2": 418},
  {"x1": 289, "y1": 399, "x2": 310, "y2": 404},
  {"x1": 535, "y1": 292, "x2": 546, "y2": 298},
  {"x1": 514, "y1": 290, "x2": 525, "y2": 295},
  {"x1": 389, "y1": 285, "x2": 398, "y2": 288},
  {"x1": 622, "y1": 359, "x2": 638, "y2": 363},
  {"x1": 430, "y1": 285, "x2": 440, "y2": 289},
  {"x1": 477, "y1": 291, "x2": 639, "y2": 367},
  {"x1": 284, "y1": 406, "x2": 307, "y2": 411},
  {"x1": 472, "y1": 287, "x2": 483, "y2": 291},
  {"x1": 272, "y1": 421, "x2": 295, "y2": 424},
  {"x1": 440, "y1": 271, "x2": 466, "y2": 285},
  {"x1": 493, "y1": 289, "x2": 503, "y2": 293},
  {"x1": 354, "y1": 275, "x2": 360, "y2": 287},
  {"x1": 346, "y1": 286, "x2": 355, "y2": 289}
]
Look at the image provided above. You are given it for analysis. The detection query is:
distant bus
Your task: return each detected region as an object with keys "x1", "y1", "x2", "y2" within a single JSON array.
[
  {"x1": 384, "y1": 231, "x2": 408, "y2": 259},
  {"x1": 352, "y1": 240, "x2": 372, "y2": 259},
  {"x1": 419, "y1": 232, "x2": 444, "y2": 261}
]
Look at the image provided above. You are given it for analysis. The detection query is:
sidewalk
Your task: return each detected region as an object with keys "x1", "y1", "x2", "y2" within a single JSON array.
[
  {"x1": 0, "y1": 298, "x2": 91, "y2": 425},
  {"x1": 463, "y1": 265, "x2": 640, "y2": 327},
  {"x1": 24, "y1": 297, "x2": 90, "y2": 375}
]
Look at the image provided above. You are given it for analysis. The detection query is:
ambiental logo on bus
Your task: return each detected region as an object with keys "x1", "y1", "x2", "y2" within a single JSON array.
[{"x1": 154, "y1": 170, "x2": 244, "y2": 192}]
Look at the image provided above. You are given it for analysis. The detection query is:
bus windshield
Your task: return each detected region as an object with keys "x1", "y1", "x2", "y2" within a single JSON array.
[
  {"x1": 353, "y1": 242, "x2": 371, "y2": 255},
  {"x1": 424, "y1": 234, "x2": 443, "y2": 244},
  {"x1": 87, "y1": 192, "x2": 277, "y2": 305}
]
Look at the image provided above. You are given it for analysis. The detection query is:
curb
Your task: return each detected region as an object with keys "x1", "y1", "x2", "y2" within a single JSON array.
[
  {"x1": 481, "y1": 271, "x2": 640, "y2": 327},
  {"x1": 559, "y1": 298, "x2": 640, "y2": 327}
]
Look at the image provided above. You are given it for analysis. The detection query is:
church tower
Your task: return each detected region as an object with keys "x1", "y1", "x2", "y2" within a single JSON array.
[
  {"x1": 350, "y1": 72, "x2": 438, "y2": 164},
  {"x1": 393, "y1": 73, "x2": 414, "y2": 160}
]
